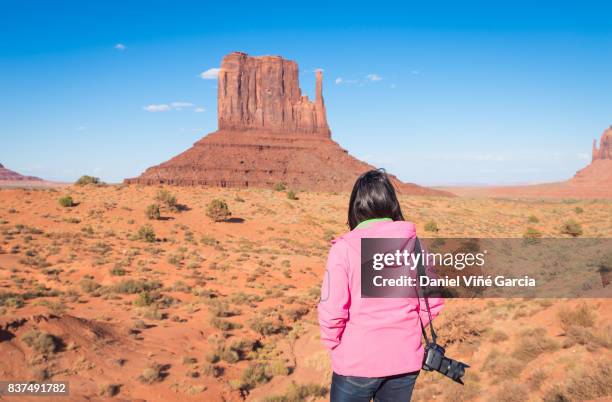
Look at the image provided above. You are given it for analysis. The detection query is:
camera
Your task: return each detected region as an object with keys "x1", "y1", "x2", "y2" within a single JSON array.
[{"x1": 422, "y1": 342, "x2": 469, "y2": 384}]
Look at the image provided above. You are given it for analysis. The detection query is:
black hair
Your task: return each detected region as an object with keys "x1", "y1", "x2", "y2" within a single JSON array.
[{"x1": 347, "y1": 169, "x2": 405, "y2": 230}]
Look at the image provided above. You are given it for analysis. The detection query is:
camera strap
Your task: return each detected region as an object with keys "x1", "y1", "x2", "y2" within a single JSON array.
[{"x1": 414, "y1": 237, "x2": 438, "y2": 344}]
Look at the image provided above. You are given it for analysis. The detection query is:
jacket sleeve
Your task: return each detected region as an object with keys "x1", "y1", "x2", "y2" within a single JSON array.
[{"x1": 317, "y1": 240, "x2": 351, "y2": 351}]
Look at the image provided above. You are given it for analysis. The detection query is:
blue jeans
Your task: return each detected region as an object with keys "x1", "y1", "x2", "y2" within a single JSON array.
[{"x1": 330, "y1": 371, "x2": 419, "y2": 402}]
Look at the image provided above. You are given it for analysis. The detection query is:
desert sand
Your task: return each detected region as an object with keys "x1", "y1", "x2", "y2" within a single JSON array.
[{"x1": 1, "y1": 184, "x2": 611, "y2": 401}]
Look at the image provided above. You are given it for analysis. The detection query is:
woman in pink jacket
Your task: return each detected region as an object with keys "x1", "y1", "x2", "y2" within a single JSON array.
[{"x1": 318, "y1": 169, "x2": 444, "y2": 402}]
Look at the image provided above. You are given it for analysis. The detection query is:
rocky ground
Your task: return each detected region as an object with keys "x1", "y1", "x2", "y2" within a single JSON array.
[{"x1": 0, "y1": 184, "x2": 611, "y2": 401}]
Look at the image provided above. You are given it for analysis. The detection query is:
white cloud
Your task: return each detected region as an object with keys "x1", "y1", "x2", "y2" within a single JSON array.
[
  {"x1": 200, "y1": 68, "x2": 220, "y2": 80},
  {"x1": 336, "y1": 75, "x2": 385, "y2": 86},
  {"x1": 143, "y1": 102, "x2": 204, "y2": 113},
  {"x1": 335, "y1": 77, "x2": 359, "y2": 85},
  {"x1": 143, "y1": 104, "x2": 172, "y2": 112},
  {"x1": 170, "y1": 102, "x2": 195, "y2": 110},
  {"x1": 114, "y1": 43, "x2": 126, "y2": 51}
]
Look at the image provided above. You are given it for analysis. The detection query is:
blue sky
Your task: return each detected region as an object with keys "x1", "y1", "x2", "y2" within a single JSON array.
[{"x1": 1, "y1": 1, "x2": 611, "y2": 185}]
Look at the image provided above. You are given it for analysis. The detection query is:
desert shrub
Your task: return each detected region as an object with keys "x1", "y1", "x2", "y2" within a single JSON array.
[
  {"x1": 563, "y1": 359, "x2": 612, "y2": 400},
  {"x1": 262, "y1": 382, "x2": 328, "y2": 402},
  {"x1": 155, "y1": 189, "x2": 178, "y2": 211},
  {"x1": 113, "y1": 279, "x2": 161, "y2": 294},
  {"x1": 143, "y1": 307, "x2": 163, "y2": 320},
  {"x1": 488, "y1": 382, "x2": 529, "y2": 402},
  {"x1": 110, "y1": 265, "x2": 126, "y2": 276},
  {"x1": 424, "y1": 220, "x2": 439, "y2": 232},
  {"x1": 226, "y1": 339, "x2": 258, "y2": 360},
  {"x1": 436, "y1": 304, "x2": 482, "y2": 345},
  {"x1": 232, "y1": 363, "x2": 271, "y2": 392},
  {"x1": 90, "y1": 241, "x2": 112, "y2": 255},
  {"x1": 286, "y1": 190, "x2": 298, "y2": 200},
  {"x1": 210, "y1": 317, "x2": 242, "y2": 331},
  {"x1": 514, "y1": 327, "x2": 558, "y2": 362},
  {"x1": 219, "y1": 346, "x2": 240, "y2": 363},
  {"x1": 482, "y1": 349, "x2": 524, "y2": 380},
  {"x1": 527, "y1": 215, "x2": 540, "y2": 223},
  {"x1": 249, "y1": 316, "x2": 287, "y2": 336},
  {"x1": 80, "y1": 278, "x2": 101, "y2": 294},
  {"x1": 274, "y1": 182, "x2": 286, "y2": 191},
  {"x1": 234, "y1": 195, "x2": 245, "y2": 202},
  {"x1": 206, "y1": 199, "x2": 231, "y2": 222},
  {"x1": 229, "y1": 292, "x2": 263, "y2": 306},
  {"x1": 145, "y1": 204, "x2": 161, "y2": 220},
  {"x1": 266, "y1": 360, "x2": 290, "y2": 376},
  {"x1": 134, "y1": 291, "x2": 158, "y2": 307},
  {"x1": 440, "y1": 380, "x2": 481, "y2": 402},
  {"x1": 488, "y1": 329, "x2": 509, "y2": 343},
  {"x1": 138, "y1": 363, "x2": 164, "y2": 384},
  {"x1": 286, "y1": 306, "x2": 309, "y2": 322},
  {"x1": 523, "y1": 227, "x2": 542, "y2": 241},
  {"x1": 574, "y1": 206, "x2": 584, "y2": 214},
  {"x1": 31, "y1": 368, "x2": 50, "y2": 382},
  {"x1": 58, "y1": 195, "x2": 74, "y2": 208},
  {"x1": 207, "y1": 299, "x2": 238, "y2": 317},
  {"x1": 544, "y1": 359, "x2": 612, "y2": 401},
  {"x1": 528, "y1": 368, "x2": 548, "y2": 391},
  {"x1": 137, "y1": 225, "x2": 156, "y2": 242},
  {"x1": 560, "y1": 219, "x2": 583, "y2": 237},
  {"x1": 21, "y1": 330, "x2": 60, "y2": 354},
  {"x1": 132, "y1": 320, "x2": 147, "y2": 330},
  {"x1": 98, "y1": 383, "x2": 120, "y2": 397},
  {"x1": 75, "y1": 175, "x2": 101, "y2": 186},
  {"x1": 205, "y1": 351, "x2": 220, "y2": 364},
  {"x1": 558, "y1": 303, "x2": 596, "y2": 332},
  {"x1": 201, "y1": 235, "x2": 221, "y2": 248},
  {"x1": 202, "y1": 364, "x2": 224, "y2": 378},
  {"x1": 182, "y1": 356, "x2": 197, "y2": 365}
]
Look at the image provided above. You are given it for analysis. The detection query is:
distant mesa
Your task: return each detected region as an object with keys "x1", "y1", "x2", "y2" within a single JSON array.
[
  {"x1": 125, "y1": 52, "x2": 450, "y2": 196},
  {"x1": 442, "y1": 125, "x2": 612, "y2": 199},
  {"x1": 572, "y1": 126, "x2": 612, "y2": 188},
  {"x1": 0, "y1": 163, "x2": 42, "y2": 182}
]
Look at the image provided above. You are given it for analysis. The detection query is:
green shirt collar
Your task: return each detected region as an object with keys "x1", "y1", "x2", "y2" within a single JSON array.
[{"x1": 355, "y1": 217, "x2": 392, "y2": 229}]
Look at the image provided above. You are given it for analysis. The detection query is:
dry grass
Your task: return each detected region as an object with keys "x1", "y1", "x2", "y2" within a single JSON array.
[
  {"x1": 513, "y1": 327, "x2": 559, "y2": 362},
  {"x1": 488, "y1": 382, "x2": 529, "y2": 402},
  {"x1": 262, "y1": 382, "x2": 328, "y2": 402},
  {"x1": 482, "y1": 349, "x2": 524, "y2": 382},
  {"x1": 138, "y1": 363, "x2": 165, "y2": 384},
  {"x1": 21, "y1": 330, "x2": 61, "y2": 355},
  {"x1": 544, "y1": 359, "x2": 612, "y2": 401},
  {"x1": 558, "y1": 303, "x2": 596, "y2": 332}
]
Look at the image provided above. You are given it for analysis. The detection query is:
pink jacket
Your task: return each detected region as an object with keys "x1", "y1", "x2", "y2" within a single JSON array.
[{"x1": 317, "y1": 220, "x2": 444, "y2": 377}]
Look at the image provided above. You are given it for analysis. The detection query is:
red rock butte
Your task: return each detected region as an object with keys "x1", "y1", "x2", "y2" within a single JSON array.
[{"x1": 125, "y1": 52, "x2": 450, "y2": 195}]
